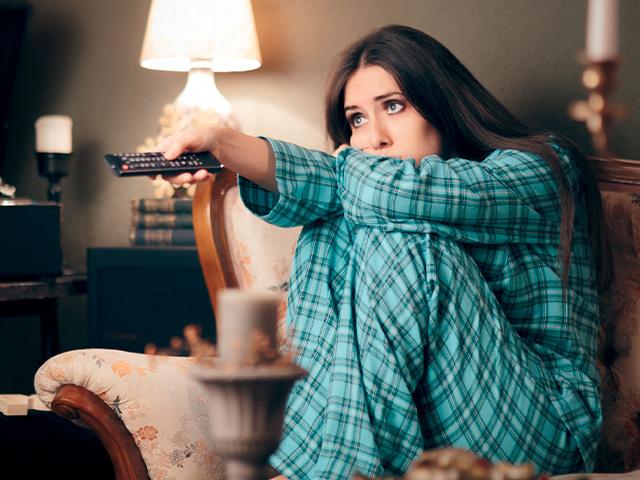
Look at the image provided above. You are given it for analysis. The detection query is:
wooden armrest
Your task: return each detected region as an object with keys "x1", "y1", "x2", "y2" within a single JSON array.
[
  {"x1": 52, "y1": 384, "x2": 150, "y2": 480},
  {"x1": 194, "y1": 169, "x2": 239, "y2": 316}
]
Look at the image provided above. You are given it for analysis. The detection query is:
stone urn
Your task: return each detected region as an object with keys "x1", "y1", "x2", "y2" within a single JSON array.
[
  {"x1": 191, "y1": 361, "x2": 305, "y2": 479},
  {"x1": 190, "y1": 289, "x2": 306, "y2": 480}
]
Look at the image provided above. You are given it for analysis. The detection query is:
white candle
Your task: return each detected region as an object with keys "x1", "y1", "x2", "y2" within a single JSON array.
[
  {"x1": 216, "y1": 289, "x2": 281, "y2": 366},
  {"x1": 586, "y1": 0, "x2": 619, "y2": 61},
  {"x1": 35, "y1": 115, "x2": 73, "y2": 153}
]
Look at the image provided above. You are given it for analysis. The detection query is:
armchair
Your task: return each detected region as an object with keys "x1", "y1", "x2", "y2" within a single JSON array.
[
  {"x1": 34, "y1": 170, "x2": 640, "y2": 479},
  {"x1": 34, "y1": 169, "x2": 301, "y2": 479}
]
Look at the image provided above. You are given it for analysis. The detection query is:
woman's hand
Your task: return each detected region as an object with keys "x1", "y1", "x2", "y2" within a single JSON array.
[
  {"x1": 155, "y1": 126, "x2": 222, "y2": 186},
  {"x1": 153, "y1": 126, "x2": 278, "y2": 192}
]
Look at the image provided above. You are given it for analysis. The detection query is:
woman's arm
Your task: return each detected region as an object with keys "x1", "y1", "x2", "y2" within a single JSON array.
[
  {"x1": 159, "y1": 128, "x2": 343, "y2": 227},
  {"x1": 237, "y1": 138, "x2": 343, "y2": 227},
  {"x1": 158, "y1": 126, "x2": 279, "y2": 192},
  {"x1": 336, "y1": 147, "x2": 580, "y2": 245}
]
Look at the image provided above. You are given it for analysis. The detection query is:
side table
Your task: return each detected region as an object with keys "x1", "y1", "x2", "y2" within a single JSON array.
[
  {"x1": 0, "y1": 269, "x2": 87, "y2": 362},
  {"x1": 88, "y1": 247, "x2": 215, "y2": 352}
]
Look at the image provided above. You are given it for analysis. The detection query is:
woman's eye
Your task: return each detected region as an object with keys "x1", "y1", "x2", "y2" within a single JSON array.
[
  {"x1": 386, "y1": 101, "x2": 404, "y2": 113},
  {"x1": 350, "y1": 114, "x2": 366, "y2": 128}
]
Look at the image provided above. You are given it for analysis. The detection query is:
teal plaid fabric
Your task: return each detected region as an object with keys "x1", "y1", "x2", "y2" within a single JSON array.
[{"x1": 238, "y1": 138, "x2": 600, "y2": 479}]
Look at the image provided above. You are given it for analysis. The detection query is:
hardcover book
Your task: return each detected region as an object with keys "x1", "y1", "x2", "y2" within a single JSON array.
[
  {"x1": 132, "y1": 197, "x2": 193, "y2": 213},
  {"x1": 132, "y1": 212, "x2": 193, "y2": 229},
  {"x1": 129, "y1": 227, "x2": 195, "y2": 246}
]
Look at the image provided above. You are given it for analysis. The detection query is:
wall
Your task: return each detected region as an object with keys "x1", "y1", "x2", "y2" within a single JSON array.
[{"x1": 1, "y1": 0, "x2": 639, "y2": 393}]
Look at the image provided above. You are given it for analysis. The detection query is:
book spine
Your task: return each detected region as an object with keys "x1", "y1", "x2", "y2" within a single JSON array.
[
  {"x1": 131, "y1": 198, "x2": 193, "y2": 213},
  {"x1": 129, "y1": 228, "x2": 196, "y2": 246},
  {"x1": 132, "y1": 212, "x2": 193, "y2": 229}
]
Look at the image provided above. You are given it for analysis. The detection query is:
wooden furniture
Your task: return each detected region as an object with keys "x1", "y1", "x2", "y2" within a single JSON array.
[
  {"x1": 47, "y1": 169, "x2": 239, "y2": 480},
  {"x1": 87, "y1": 246, "x2": 215, "y2": 352},
  {"x1": 0, "y1": 269, "x2": 87, "y2": 362},
  {"x1": 191, "y1": 168, "x2": 240, "y2": 315},
  {"x1": 590, "y1": 156, "x2": 640, "y2": 193},
  {"x1": 52, "y1": 384, "x2": 148, "y2": 479}
]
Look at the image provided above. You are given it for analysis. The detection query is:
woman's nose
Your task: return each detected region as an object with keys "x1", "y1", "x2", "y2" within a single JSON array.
[{"x1": 368, "y1": 119, "x2": 392, "y2": 150}]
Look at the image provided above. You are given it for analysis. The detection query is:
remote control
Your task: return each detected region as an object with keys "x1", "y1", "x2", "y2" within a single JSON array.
[{"x1": 104, "y1": 151, "x2": 223, "y2": 177}]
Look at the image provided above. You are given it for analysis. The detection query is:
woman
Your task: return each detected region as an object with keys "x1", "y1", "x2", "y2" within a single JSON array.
[{"x1": 159, "y1": 25, "x2": 610, "y2": 479}]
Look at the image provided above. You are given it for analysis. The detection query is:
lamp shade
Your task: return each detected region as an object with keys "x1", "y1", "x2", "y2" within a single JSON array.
[{"x1": 140, "y1": 0, "x2": 262, "y2": 73}]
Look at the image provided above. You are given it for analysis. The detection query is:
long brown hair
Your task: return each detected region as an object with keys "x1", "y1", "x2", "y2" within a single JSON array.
[{"x1": 325, "y1": 25, "x2": 611, "y2": 292}]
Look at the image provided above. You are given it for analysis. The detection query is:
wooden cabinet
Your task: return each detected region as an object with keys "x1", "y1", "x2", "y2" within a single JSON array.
[{"x1": 88, "y1": 247, "x2": 215, "y2": 352}]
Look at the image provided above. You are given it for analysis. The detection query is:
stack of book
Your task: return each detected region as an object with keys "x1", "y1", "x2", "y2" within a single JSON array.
[{"x1": 130, "y1": 197, "x2": 195, "y2": 247}]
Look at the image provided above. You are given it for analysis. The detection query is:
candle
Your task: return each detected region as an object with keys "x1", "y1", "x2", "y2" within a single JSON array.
[
  {"x1": 586, "y1": 0, "x2": 619, "y2": 61},
  {"x1": 216, "y1": 289, "x2": 281, "y2": 366},
  {"x1": 35, "y1": 115, "x2": 73, "y2": 153}
]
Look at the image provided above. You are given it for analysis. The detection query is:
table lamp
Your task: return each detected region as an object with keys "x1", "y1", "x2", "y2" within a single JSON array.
[
  {"x1": 35, "y1": 115, "x2": 73, "y2": 203},
  {"x1": 139, "y1": 0, "x2": 262, "y2": 133}
]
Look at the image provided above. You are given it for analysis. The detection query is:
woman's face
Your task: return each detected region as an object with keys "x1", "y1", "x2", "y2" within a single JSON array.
[{"x1": 343, "y1": 65, "x2": 442, "y2": 160}]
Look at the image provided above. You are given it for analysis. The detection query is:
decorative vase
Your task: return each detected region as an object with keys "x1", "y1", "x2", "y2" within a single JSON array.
[
  {"x1": 190, "y1": 289, "x2": 306, "y2": 480},
  {"x1": 191, "y1": 361, "x2": 306, "y2": 480}
]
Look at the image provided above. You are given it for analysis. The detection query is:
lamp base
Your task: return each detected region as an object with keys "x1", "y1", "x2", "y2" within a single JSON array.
[
  {"x1": 36, "y1": 152, "x2": 70, "y2": 203},
  {"x1": 138, "y1": 69, "x2": 238, "y2": 199}
]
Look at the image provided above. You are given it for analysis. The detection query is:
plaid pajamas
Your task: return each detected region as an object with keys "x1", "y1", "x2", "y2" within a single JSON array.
[{"x1": 238, "y1": 138, "x2": 600, "y2": 479}]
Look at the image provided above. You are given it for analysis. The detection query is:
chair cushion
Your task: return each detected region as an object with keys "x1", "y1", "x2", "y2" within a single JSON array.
[
  {"x1": 223, "y1": 185, "x2": 301, "y2": 338},
  {"x1": 35, "y1": 349, "x2": 224, "y2": 480},
  {"x1": 223, "y1": 185, "x2": 301, "y2": 291}
]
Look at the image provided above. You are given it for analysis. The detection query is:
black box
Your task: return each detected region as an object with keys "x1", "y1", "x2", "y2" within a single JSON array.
[
  {"x1": 0, "y1": 200, "x2": 62, "y2": 279},
  {"x1": 88, "y1": 247, "x2": 216, "y2": 352}
]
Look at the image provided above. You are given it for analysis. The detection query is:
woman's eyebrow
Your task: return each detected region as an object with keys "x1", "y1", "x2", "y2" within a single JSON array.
[{"x1": 344, "y1": 91, "x2": 404, "y2": 112}]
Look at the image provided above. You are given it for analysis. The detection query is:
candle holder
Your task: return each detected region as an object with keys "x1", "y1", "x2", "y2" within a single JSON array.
[
  {"x1": 36, "y1": 152, "x2": 70, "y2": 203},
  {"x1": 189, "y1": 289, "x2": 306, "y2": 480},
  {"x1": 191, "y1": 361, "x2": 306, "y2": 480},
  {"x1": 569, "y1": 57, "x2": 626, "y2": 157}
]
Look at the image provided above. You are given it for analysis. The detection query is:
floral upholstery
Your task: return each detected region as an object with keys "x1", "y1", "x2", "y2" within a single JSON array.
[
  {"x1": 35, "y1": 349, "x2": 225, "y2": 480},
  {"x1": 596, "y1": 191, "x2": 640, "y2": 472},
  {"x1": 223, "y1": 184, "x2": 301, "y2": 337},
  {"x1": 223, "y1": 184, "x2": 301, "y2": 292}
]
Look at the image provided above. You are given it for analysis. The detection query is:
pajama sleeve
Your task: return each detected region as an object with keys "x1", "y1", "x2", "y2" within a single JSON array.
[
  {"x1": 335, "y1": 146, "x2": 582, "y2": 245},
  {"x1": 239, "y1": 136, "x2": 581, "y2": 246},
  {"x1": 238, "y1": 137, "x2": 342, "y2": 227}
]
